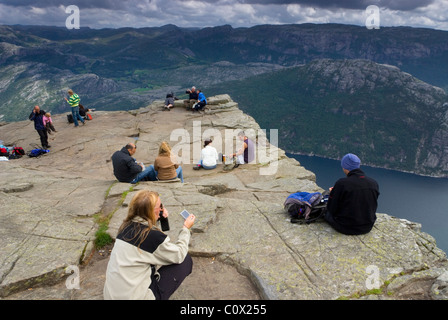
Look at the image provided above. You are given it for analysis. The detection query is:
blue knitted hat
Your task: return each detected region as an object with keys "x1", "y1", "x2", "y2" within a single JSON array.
[{"x1": 341, "y1": 153, "x2": 361, "y2": 171}]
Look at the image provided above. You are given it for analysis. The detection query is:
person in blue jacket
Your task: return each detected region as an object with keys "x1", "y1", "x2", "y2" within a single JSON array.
[
  {"x1": 29, "y1": 105, "x2": 50, "y2": 149},
  {"x1": 193, "y1": 89, "x2": 207, "y2": 112}
]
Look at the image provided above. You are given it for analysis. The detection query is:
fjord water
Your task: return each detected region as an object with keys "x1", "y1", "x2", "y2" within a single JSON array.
[{"x1": 289, "y1": 154, "x2": 448, "y2": 254}]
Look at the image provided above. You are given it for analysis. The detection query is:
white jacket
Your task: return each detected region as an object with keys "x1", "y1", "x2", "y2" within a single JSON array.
[
  {"x1": 201, "y1": 145, "x2": 218, "y2": 167},
  {"x1": 103, "y1": 219, "x2": 191, "y2": 300}
]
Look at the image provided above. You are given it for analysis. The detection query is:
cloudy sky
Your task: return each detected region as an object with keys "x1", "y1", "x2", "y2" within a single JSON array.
[{"x1": 0, "y1": 0, "x2": 447, "y2": 30}]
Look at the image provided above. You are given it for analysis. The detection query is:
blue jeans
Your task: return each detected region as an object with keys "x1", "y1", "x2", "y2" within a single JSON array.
[
  {"x1": 154, "y1": 166, "x2": 184, "y2": 183},
  {"x1": 71, "y1": 106, "x2": 85, "y2": 126},
  {"x1": 199, "y1": 160, "x2": 216, "y2": 170},
  {"x1": 131, "y1": 165, "x2": 157, "y2": 184}
]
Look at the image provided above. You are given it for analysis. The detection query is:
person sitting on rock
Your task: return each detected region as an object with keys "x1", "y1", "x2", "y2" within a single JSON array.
[
  {"x1": 193, "y1": 138, "x2": 219, "y2": 170},
  {"x1": 230, "y1": 131, "x2": 255, "y2": 168},
  {"x1": 79, "y1": 104, "x2": 93, "y2": 120},
  {"x1": 192, "y1": 89, "x2": 207, "y2": 112},
  {"x1": 103, "y1": 189, "x2": 196, "y2": 300},
  {"x1": 111, "y1": 143, "x2": 156, "y2": 183},
  {"x1": 154, "y1": 141, "x2": 184, "y2": 182},
  {"x1": 183, "y1": 86, "x2": 198, "y2": 109},
  {"x1": 324, "y1": 153, "x2": 380, "y2": 235}
]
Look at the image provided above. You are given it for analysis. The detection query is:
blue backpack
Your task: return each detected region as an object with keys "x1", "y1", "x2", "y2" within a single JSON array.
[
  {"x1": 284, "y1": 191, "x2": 328, "y2": 224},
  {"x1": 28, "y1": 148, "x2": 49, "y2": 158}
]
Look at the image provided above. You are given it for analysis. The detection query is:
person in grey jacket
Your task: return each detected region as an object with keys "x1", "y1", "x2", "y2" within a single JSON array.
[{"x1": 104, "y1": 190, "x2": 196, "y2": 300}]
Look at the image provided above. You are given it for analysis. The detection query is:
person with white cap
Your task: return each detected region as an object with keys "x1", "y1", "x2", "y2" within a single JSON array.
[{"x1": 324, "y1": 153, "x2": 380, "y2": 235}]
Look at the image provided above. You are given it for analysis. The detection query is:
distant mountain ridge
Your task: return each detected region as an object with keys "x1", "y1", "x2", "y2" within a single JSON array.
[
  {"x1": 1, "y1": 23, "x2": 447, "y2": 122},
  {"x1": 1, "y1": 23, "x2": 448, "y2": 176}
]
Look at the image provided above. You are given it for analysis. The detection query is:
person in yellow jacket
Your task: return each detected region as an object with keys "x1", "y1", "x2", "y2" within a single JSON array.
[{"x1": 65, "y1": 89, "x2": 85, "y2": 127}]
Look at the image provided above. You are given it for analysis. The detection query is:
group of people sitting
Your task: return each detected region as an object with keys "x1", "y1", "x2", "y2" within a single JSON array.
[
  {"x1": 105, "y1": 87, "x2": 380, "y2": 301},
  {"x1": 112, "y1": 131, "x2": 255, "y2": 184},
  {"x1": 164, "y1": 86, "x2": 207, "y2": 112},
  {"x1": 106, "y1": 150, "x2": 380, "y2": 301},
  {"x1": 112, "y1": 141, "x2": 184, "y2": 184}
]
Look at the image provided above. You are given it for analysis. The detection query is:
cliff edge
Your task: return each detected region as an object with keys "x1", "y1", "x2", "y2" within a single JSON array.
[{"x1": 0, "y1": 95, "x2": 447, "y2": 300}]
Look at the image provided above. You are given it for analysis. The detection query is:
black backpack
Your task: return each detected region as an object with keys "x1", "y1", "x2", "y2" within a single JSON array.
[{"x1": 284, "y1": 191, "x2": 329, "y2": 224}]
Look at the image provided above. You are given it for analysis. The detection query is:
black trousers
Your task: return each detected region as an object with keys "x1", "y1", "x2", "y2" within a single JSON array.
[
  {"x1": 193, "y1": 101, "x2": 206, "y2": 111},
  {"x1": 36, "y1": 129, "x2": 48, "y2": 148},
  {"x1": 149, "y1": 254, "x2": 193, "y2": 300}
]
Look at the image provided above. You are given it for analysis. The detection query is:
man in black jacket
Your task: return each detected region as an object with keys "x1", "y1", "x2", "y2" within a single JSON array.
[
  {"x1": 111, "y1": 143, "x2": 156, "y2": 183},
  {"x1": 325, "y1": 153, "x2": 380, "y2": 235},
  {"x1": 183, "y1": 86, "x2": 198, "y2": 109},
  {"x1": 29, "y1": 105, "x2": 50, "y2": 149}
]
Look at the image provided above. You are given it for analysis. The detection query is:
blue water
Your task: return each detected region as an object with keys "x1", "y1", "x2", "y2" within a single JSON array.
[{"x1": 289, "y1": 153, "x2": 448, "y2": 254}]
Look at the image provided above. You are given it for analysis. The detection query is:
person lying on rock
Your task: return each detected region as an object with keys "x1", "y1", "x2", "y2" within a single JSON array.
[
  {"x1": 111, "y1": 143, "x2": 156, "y2": 183},
  {"x1": 164, "y1": 92, "x2": 176, "y2": 111},
  {"x1": 104, "y1": 190, "x2": 196, "y2": 300},
  {"x1": 324, "y1": 153, "x2": 380, "y2": 235}
]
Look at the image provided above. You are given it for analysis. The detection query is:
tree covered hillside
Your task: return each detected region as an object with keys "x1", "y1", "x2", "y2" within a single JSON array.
[{"x1": 206, "y1": 59, "x2": 448, "y2": 177}]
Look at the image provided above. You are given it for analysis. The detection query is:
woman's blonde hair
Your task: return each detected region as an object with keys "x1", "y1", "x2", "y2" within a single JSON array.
[
  {"x1": 118, "y1": 190, "x2": 160, "y2": 247},
  {"x1": 158, "y1": 141, "x2": 171, "y2": 156}
]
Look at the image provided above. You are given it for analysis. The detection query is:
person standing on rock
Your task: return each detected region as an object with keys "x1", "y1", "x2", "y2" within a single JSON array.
[
  {"x1": 29, "y1": 105, "x2": 50, "y2": 149},
  {"x1": 111, "y1": 143, "x2": 157, "y2": 183},
  {"x1": 65, "y1": 89, "x2": 85, "y2": 127},
  {"x1": 103, "y1": 190, "x2": 196, "y2": 300},
  {"x1": 325, "y1": 153, "x2": 380, "y2": 235}
]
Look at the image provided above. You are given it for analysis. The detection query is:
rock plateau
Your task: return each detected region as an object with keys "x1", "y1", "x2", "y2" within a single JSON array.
[{"x1": 0, "y1": 95, "x2": 447, "y2": 300}]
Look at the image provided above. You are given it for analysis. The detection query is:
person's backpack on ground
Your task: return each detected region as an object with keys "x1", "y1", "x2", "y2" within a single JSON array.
[
  {"x1": 9, "y1": 146, "x2": 26, "y2": 159},
  {"x1": 0, "y1": 146, "x2": 9, "y2": 157},
  {"x1": 284, "y1": 191, "x2": 329, "y2": 224},
  {"x1": 27, "y1": 148, "x2": 49, "y2": 158}
]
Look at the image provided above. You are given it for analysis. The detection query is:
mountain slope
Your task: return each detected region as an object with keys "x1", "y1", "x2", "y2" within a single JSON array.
[
  {"x1": 206, "y1": 59, "x2": 448, "y2": 177},
  {"x1": 1, "y1": 23, "x2": 448, "y2": 122}
]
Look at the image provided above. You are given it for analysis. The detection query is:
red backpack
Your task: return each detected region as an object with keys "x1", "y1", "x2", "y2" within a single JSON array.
[{"x1": 0, "y1": 147, "x2": 9, "y2": 157}]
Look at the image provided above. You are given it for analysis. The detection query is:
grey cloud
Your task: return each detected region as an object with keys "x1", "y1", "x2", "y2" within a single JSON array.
[
  {"x1": 231, "y1": 0, "x2": 435, "y2": 11},
  {"x1": 0, "y1": 0, "x2": 131, "y2": 10},
  {"x1": 0, "y1": 0, "x2": 436, "y2": 11}
]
